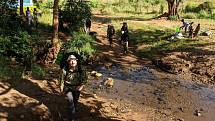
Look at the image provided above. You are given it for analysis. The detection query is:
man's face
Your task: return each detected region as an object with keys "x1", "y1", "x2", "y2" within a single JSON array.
[{"x1": 68, "y1": 58, "x2": 77, "y2": 67}]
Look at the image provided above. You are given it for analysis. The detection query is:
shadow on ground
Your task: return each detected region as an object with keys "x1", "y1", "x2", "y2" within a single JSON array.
[{"x1": 0, "y1": 66, "x2": 122, "y2": 121}]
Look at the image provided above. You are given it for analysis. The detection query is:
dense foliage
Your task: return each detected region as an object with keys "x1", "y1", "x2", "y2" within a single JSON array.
[
  {"x1": 0, "y1": 0, "x2": 39, "y2": 73},
  {"x1": 65, "y1": 32, "x2": 96, "y2": 61},
  {"x1": 90, "y1": 0, "x2": 215, "y2": 19},
  {"x1": 60, "y1": 0, "x2": 92, "y2": 31}
]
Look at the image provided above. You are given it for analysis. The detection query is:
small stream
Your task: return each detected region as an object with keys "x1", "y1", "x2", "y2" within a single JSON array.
[{"x1": 87, "y1": 65, "x2": 215, "y2": 121}]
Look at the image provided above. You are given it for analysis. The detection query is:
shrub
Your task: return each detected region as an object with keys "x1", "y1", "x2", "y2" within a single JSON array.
[
  {"x1": 159, "y1": 4, "x2": 164, "y2": 14},
  {"x1": 0, "y1": 14, "x2": 21, "y2": 30},
  {"x1": 198, "y1": 10, "x2": 210, "y2": 19},
  {"x1": 0, "y1": 56, "x2": 23, "y2": 79},
  {"x1": 184, "y1": 2, "x2": 214, "y2": 14},
  {"x1": 184, "y1": 4, "x2": 199, "y2": 13},
  {"x1": 89, "y1": 0, "x2": 102, "y2": 8},
  {"x1": 31, "y1": 64, "x2": 45, "y2": 78},
  {"x1": 211, "y1": 13, "x2": 215, "y2": 19},
  {"x1": 65, "y1": 32, "x2": 96, "y2": 61},
  {"x1": 60, "y1": 0, "x2": 92, "y2": 31},
  {"x1": 0, "y1": 30, "x2": 36, "y2": 69},
  {"x1": 38, "y1": 0, "x2": 54, "y2": 9},
  {"x1": 197, "y1": 2, "x2": 214, "y2": 13},
  {"x1": 55, "y1": 51, "x2": 64, "y2": 65},
  {"x1": 168, "y1": 15, "x2": 178, "y2": 21},
  {"x1": 183, "y1": 13, "x2": 197, "y2": 19}
]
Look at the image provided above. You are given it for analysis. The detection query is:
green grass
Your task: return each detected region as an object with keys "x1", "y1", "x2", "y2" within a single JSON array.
[
  {"x1": 38, "y1": 12, "x2": 53, "y2": 28},
  {"x1": 91, "y1": 0, "x2": 215, "y2": 20},
  {"x1": 0, "y1": 56, "x2": 23, "y2": 79},
  {"x1": 0, "y1": 56, "x2": 46, "y2": 80},
  {"x1": 138, "y1": 38, "x2": 207, "y2": 59},
  {"x1": 36, "y1": 0, "x2": 215, "y2": 61},
  {"x1": 108, "y1": 15, "x2": 215, "y2": 60}
]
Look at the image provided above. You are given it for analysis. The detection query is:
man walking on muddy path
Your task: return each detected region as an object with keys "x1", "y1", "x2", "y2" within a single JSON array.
[
  {"x1": 121, "y1": 22, "x2": 129, "y2": 54},
  {"x1": 107, "y1": 24, "x2": 115, "y2": 47},
  {"x1": 85, "y1": 18, "x2": 91, "y2": 34},
  {"x1": 60, "y1": 53, "x2": 87, "y2": 121}
]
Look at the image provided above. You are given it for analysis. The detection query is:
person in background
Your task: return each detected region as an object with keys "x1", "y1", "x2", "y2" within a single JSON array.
[
  {"x1": 26, "y1": 7, "x2": 31, "y2": 26},
  {"x1": 60, "y1": 53, "x2": 87, "y2": 121},
  {"x1": 121, "y1": 22, "x2": 129, "y2": 35},
  {"x1": 180, "y1": 19, "x2": 190, "y2": 33},
  {"x1": 107, "y1": 24, "x2": 115, "y2": 47},
  {"x1": 193, "y1": 24, "x2": 201, "y2": 37},
  {"x1": 188, "y1": 22, "x2": 194, "y2": 38},
  {"x1": 33, "y1": 8, "x2": 38, "y2": 28},
  {"x1": 85, "y1": 18, "x2": 91, "y2": 33},
  {"x1": 121, "y1": 22, "x2": 129, "y2": 54}
]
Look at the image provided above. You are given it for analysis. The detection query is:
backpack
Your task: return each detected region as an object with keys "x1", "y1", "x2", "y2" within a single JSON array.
[
  {"x1": 107, "y1": 25, "x2": 115, "y2": 37},
  {"x1": 121, "y1": 32, "x2": 129, "y2": 42},
  {"x1": 110, "y1": 26, "x2": 115, "y2": 35}
]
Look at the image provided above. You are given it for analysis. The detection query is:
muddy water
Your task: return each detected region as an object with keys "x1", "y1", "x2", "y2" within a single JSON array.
[{"x1": 87, "y1": 65, "x2": 215, "y2": 121}]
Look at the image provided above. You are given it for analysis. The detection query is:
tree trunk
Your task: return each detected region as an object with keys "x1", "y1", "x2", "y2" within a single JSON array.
[
  {"x1": 167, "y1": 0, "x2": 175, "y2": 16},
  {"x1": 53, "y1": 0, "x2": 59, "y2": 44},
  {"x1": 44, "y1": 0, "x2": 61, "y2": 64},
  {"x1": 20, "y1": 0, "x2": 24, "y2": 15},
  {"x1": 166, "y1": 0, "x2": 180, "y2": 18},
  {"x1": 175, "y1": 0, "x2": 180, "y2": 18}
]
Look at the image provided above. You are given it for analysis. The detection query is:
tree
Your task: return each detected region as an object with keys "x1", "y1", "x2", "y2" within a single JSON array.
[
  {"x1": 45, "y1": 0, "x2": 61, "y2": 64},
  {"x1": 20, "y1": 0, "x2": 24, "y2": 15},
  {"x1": 61, "y1": 0, "x2": 92, "y2": 31},
  {"x1": 166, "y1": 0, "x2": 181, "y2": 18}
]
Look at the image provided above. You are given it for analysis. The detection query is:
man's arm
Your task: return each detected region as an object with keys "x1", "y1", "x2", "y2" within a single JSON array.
[{"x1": 180, "y1": 22, "x2": 184, "y2": 29}]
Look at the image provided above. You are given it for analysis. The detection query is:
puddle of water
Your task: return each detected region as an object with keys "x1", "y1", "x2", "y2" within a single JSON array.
[
  {"x1": 96, "y1": 65, "x2": 156, "y2": 82},
  {"x1": 88, "y1": 65, "x2": 215, "y2": 121}
]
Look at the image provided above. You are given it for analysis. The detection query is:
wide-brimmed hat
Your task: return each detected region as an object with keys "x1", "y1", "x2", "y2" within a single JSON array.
[{"x1": 67, "y1": 55, "x2": 78, "y2": 61}]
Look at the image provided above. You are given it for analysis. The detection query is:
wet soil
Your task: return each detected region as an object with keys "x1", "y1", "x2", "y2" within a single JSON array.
[{"x1": 88, "y1": 65, "x2": 215, "y2": 121}]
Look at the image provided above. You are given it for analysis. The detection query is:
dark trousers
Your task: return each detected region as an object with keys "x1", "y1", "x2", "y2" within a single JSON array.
[
  {"x1": 64, "y1": 87, "x2": 80, "y2": 121},
  {"x1": 108, "y1": 36, "x2": 113, "y2": 46},
  {"x1": 123, "y1": 41, "x2": 128, "y2": 54}
]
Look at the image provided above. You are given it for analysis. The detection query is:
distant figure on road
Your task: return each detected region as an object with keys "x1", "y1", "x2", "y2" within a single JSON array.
[
  {"x1": 121, "y1": 22, "x2": 129, "y2": 35},
  {"x1": 180, "y1": 19, "x2": 190, "y2": 33},
  {"x1": 188, "y1": 22, "x2": 194, "y2": 38},
  {"x1": 85, "y1": 18, "x2": 91, "y2": 33},
  {"x1": 107, "y1": 24, "x2": 115, "y2": 47},
  {"x1": 193, "y1": 24, "x2": 201, "y2": 37},
  {"x1": 33, "y1": 8, "x2": 38, "y2": 28},
  {"x1": 26, "y1": 7, "x2": 31, "y2": 26},
  {"x1": 121, "y1": 22, "x2": 129, "y2": 54}
]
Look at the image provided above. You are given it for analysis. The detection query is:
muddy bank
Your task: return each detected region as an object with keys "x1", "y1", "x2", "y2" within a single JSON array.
[
  {"x1": 87, "y1": 65, "x2": 215, "y2": 121},
  {"x1": 152, "y1": 52, "x2": 215, "y2": 85}
]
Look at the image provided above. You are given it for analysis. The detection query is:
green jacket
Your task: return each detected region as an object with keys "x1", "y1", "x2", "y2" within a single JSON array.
[{"x1": 61, "y1": 66, "x2": 87, "y2": 90}]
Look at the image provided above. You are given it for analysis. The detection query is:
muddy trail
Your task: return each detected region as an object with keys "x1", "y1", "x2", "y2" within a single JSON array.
[
  {"x1": 87, "y1": 13, "x2": 215, "y2": 121},
  {"x1": 1, "y1": 14, "x2": 215, "y2": 121}
]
